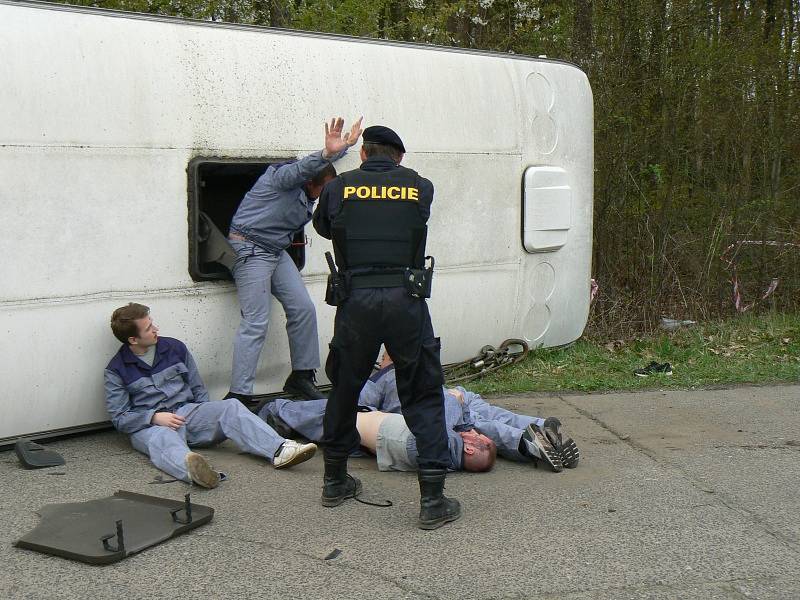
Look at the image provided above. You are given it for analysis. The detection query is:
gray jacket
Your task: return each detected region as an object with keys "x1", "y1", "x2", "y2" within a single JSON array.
[
  {"x1": 104, "y1": 337, "x2": 209, "y2": 434},
  {"x1": 229, "y1": 150, "x2": 344, "y2": 253}
]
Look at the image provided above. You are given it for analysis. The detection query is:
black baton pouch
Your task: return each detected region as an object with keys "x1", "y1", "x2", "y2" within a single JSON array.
[
  {"x1": 403, "y1": 257, "x2": 434, "y2": 299},
  {"x1": 325, "y1": 272, "x2": 350, "y2": 306}
]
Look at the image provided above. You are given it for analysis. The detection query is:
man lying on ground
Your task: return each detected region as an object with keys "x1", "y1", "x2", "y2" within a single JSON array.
[
  {"x1": 358, "y1": 409, "x2": 496, "y2": 472},
  {"x1": 362, "y1": 355, "x2": 580, "y2": 470},
  {"x1": 259, "y1": 354, "x2": 579, "y2": 471},
  {"x1": 103, "y1": 303, "x2": 317, "y2": 489}
]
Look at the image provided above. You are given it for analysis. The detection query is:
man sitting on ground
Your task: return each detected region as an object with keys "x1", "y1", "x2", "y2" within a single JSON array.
[{"x1": 103, "y1": 303, "x2": 317, "y2": 489}]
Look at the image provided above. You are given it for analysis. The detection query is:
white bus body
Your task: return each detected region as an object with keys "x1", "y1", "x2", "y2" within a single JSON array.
[{"x1": 0, "y1": 1, "x2": 593, "y2": 442}]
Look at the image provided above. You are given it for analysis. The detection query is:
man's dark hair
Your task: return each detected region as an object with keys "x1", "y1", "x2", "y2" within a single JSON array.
[
  {"x1": 110, "y1": 302, "x2": 150, "y2": 343},
  {"x1": 310, "y1": 163, "x2": 337, "y2": 186},
  {"x1": 362, "y1": 142, "x2": 402, "y2": 163}
]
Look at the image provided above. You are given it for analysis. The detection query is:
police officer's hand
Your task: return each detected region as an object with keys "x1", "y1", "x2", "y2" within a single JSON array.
[
  {"x1": 323, "y1": 116, "x2": 363, "y2": 158},
  {"x1": 152, "y1": 411, "x2": 186, "y2": 430}
]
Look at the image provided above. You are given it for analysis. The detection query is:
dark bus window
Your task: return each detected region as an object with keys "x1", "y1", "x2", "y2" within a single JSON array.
[{"x1": 187, "y1": 158, "x2": 306, "y2": 282}]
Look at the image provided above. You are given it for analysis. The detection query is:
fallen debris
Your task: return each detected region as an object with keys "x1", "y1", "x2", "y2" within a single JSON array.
[{"x1": 14, "y1": 439, "x2": 65, "y2": 470}]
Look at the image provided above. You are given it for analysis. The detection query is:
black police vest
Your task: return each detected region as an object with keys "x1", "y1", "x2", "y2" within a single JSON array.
[{"x1": 330, "y1": 167, "x2": 428, "y2": 272}]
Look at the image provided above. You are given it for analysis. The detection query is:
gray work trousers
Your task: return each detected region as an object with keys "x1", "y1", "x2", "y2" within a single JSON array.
[
  {"x1": 230, "y1": 240, "x2": 320, "y2": 395},
  {"x1": 130, "y1": 399, "x2": 285, "y2": 482}
]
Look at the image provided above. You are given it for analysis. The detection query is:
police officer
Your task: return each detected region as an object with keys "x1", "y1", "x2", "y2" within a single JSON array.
[
  {"x1": 226, "y1": 117, "x2": 363, "y2": 404},
  {"x1": 312, "y1": 125, "x2": 461, "y2": 530}
]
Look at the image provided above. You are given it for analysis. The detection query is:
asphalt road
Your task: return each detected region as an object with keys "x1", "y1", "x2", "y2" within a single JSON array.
[{"x1": 2, "y1": 384, "x2": 799, "y2": 599}]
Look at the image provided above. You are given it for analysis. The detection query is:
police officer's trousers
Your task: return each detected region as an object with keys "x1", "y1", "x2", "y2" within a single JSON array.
[
  {"x1": 230, "y1": 240, "x2": 320, "y2": 395},
  {"x1": 321, "y1": 287, "x2": 450, "y2": 470},
  {"x1": 130, "y1": 399, "x2": 285, "y2": 482}
]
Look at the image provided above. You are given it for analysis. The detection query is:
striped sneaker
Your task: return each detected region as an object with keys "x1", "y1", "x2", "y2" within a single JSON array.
[
  {"x1": 539, "y1": 417, "x2": 580, "y2": 469},
  {"x1": 522, "y1": 424, "x2": 563, "y2": 472}
]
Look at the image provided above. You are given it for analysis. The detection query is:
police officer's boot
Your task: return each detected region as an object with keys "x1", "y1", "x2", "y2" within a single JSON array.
[
  {"x1": 321, "y1": 456, "x2": 362, "y2": 507},
  {"x1": 283, "y1": 370, "x2": 326, "y2": 400},
  {"x1": 417, "y1": 468, "x2": 462, "y2": 530}
]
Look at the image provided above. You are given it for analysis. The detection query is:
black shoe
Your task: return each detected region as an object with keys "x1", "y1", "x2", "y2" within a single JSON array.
[
  {"x1": 633, "y1": 361, "x2": 673, "y2": 377},
  {"x1": 321, "y1": 456, "x2": 362, "y2": 507},
  {"x1": 266, "y1": 412, "x2": 297, "y2": 439},
  {"x1": 540, "y1": 417, "x2": 580, "y2": 469},
  {"x1": 250, "y1": 396, "x2": 276, "y2": 415},
  {"x1": 417, "y1": 469, "x2": 462, "y2": 530},
  {"x1": 283, "y1": 370, "x2": 326, "y2": 400},
  {"x1": 224, "y1": 391, "x2": 254, "y2": 403}
]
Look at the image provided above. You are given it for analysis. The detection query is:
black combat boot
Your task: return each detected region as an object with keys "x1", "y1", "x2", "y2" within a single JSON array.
[
  {"x1": 417, "y1": 469, "x2": 462, "y2": 530},
  {"x1": 321, "y1": 456, "x2": 362, "y2": 507},
  {"x1": 283, "y1": 370, "x2": 326, "y2": 400}
]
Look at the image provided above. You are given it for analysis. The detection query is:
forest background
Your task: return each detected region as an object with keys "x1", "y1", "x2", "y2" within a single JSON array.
[{"x1": 61, "y1": 0, "x2": 800, "y2": 338}]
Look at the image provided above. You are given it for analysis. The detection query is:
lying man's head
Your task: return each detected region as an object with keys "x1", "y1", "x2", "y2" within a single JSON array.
[{"x1": 460, "y1": 429, "x2": 497, "y2": 472}]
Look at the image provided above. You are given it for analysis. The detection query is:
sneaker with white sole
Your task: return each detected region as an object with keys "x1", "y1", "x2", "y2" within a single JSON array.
[
  {"x1": 273, "y1": 440, "x2": 317, "y2": 469},
  {"x1": 521, "y1": 424, "x2": 563, "y2": 472},
  {"x1": 185, "y1": 452, "x2": 221, "y2": 489}
]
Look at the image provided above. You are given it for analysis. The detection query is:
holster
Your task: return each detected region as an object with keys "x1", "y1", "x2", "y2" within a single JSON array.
[
  {"x1": 403, "y1": 257, "x2": 434, "y2": 299},
  {"x1": 325, "y1": 272, "x2": 350, "y2": 306}
]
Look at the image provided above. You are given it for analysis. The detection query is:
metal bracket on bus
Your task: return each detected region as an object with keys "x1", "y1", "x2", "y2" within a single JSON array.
[
  {"x1": 169, "y1": 494, "x2": 194, "y2": 524},
  {"x1": 100, "y1": 520, "x2": 126, "y2": 554}
]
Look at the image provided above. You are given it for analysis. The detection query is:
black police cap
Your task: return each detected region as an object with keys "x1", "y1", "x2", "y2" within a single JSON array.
[{"x1": 363, "y1": 125, "x2": 406, "y2": 153}]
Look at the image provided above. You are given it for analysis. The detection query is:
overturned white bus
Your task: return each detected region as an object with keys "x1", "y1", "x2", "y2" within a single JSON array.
[{"x1": 0, "y1": 0, "x2": 594, "y2": 443}]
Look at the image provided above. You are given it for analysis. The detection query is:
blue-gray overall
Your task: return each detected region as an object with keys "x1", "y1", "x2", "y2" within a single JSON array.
[
  {"x1": 259, "y1": 366, "x2": 545, "y2": 468},
  {"x1": 361, "y1": 365, "x2": 543, "y2": 461},
  {"x1": 104, "y1": 337, "x2": 285, "y2": 482},
  {"x1": 228, "y1": 150, "x2": 344, "y2": 395}
]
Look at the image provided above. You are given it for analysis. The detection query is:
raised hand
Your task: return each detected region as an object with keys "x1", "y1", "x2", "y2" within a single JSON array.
[{"x1": 323, "y1": 116, "x2": 363, "y2": 158}]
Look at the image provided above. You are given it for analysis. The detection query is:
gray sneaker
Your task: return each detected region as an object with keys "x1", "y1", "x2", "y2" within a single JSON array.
[
  {"x1": 185, "y1": 452, "x2": 221, "y2": 489},
  {"x1": 521, "y1": 424, "x2": 563, "y2": 472},
  {"x1": 274, "y1": 440, "x2": 317, "y2": 469}
]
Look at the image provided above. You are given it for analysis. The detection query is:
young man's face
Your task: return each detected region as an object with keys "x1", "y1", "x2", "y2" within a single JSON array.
[{"x1": 129, "y1": 315, "x2": 159, "y2": 348}]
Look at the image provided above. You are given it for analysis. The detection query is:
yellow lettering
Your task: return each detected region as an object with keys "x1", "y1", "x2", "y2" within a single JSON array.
[{"x1": 345, "y1": 185, "x2": 419, "y2": 201}]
